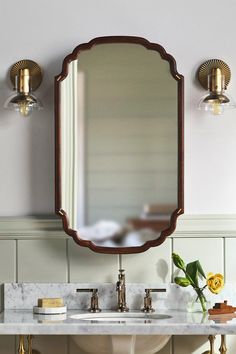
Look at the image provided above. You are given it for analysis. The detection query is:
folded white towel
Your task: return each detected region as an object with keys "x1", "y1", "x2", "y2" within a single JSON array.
[{"x1": 80, "y1": 220, "x2": 122, "y2": 241}]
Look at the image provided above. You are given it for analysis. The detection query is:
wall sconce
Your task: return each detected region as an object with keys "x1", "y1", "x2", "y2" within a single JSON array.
[
  {"x1": 197, "y1": 59, "x2": 236, "y2": 115},
  {"x1": 4, "y1": 59, "x2": 43, "y2": 117}
]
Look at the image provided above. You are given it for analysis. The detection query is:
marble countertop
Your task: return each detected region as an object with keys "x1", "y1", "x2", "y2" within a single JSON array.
[
  {"x1": 1, "y1": 309, "x2": 236, "y2": 335},
  {"x1": 3, "y1": 283, "x2": 236, "y2": 336}
]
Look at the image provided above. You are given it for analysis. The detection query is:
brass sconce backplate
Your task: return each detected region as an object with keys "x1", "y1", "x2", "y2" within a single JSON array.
[
  {"x1": 10, "y1": 59, "x2": 42, "y2": 91},
  {"x1": 198, "y1": 59, "x2": 231, "y2": 90}
]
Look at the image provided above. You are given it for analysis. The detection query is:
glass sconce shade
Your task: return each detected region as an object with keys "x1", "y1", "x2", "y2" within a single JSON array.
[
  {"x1": 4, "y1": 93, "x2": 43, "y2": 117},
  {"x1": 197, "y1": 59, "x2": 236, "y2": 116},
  {"x1": 198, "y1": 92, "x2": 236, "y2": 115},
  {"x1": 4, "y1": 60, "x2": 43, "y2": 117}
]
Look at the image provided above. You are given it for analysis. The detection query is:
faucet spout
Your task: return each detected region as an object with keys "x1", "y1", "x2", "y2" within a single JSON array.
[{"x1": 116, "y1": 269, "x2": 129, "y2": 312}]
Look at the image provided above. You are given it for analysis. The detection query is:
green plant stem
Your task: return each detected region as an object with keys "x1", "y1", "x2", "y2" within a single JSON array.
[
  {"x1": 197, "y1": 291, "x2": 207, "y2": 312},
  {"x1": 175, "y1": 261, "x2": 207, "y2": 312}
]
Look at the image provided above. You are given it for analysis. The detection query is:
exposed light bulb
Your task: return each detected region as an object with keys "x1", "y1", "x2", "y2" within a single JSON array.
[
  {"x1": 19, "y1": 101, "x2": 32, "y2": 117},
  {"x1": 212, "y1": 102, "x2": 224, "y2": 115}
]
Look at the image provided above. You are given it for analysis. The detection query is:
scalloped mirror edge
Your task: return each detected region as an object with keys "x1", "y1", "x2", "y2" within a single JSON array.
[{"x1": 55, "y1": 36, "x2": 184, "y2": 254}]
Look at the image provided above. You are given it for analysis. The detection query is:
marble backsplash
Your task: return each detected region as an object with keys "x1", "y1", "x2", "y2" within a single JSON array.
[{"x1": 4, "y1": 282, "x2": 236, "y2": 311}]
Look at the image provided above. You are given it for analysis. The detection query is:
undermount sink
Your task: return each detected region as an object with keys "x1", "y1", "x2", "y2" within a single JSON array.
[
  {"x1": 71, "y1": 312, "x2": 171, "y2": 354},
  {"x1": 70, "y1": 311, "x2": 172, "y2": 322}
]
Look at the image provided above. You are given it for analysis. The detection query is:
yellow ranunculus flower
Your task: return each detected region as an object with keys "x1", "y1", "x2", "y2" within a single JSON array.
[{"x1": 207, "y1": 273, "x2": 224, "y2": 294}]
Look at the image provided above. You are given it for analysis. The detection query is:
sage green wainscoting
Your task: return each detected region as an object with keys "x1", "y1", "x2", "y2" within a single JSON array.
[{"x1": 1, "y1": 215, "x2": 236, "y2": 354}]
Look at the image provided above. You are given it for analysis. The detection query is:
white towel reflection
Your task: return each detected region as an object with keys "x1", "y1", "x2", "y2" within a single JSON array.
[{"x1": 79, "y1": 220, "x2": 160, "y2": 247}]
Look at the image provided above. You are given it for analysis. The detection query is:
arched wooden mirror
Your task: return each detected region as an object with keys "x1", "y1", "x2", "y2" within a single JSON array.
[{"x1": 55, "y1": 36, "x2": 184, "y2": 254}]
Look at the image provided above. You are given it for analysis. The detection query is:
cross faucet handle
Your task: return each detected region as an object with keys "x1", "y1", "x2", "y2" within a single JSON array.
[
  {"x1": 141, "y1": 288, "x2": 166, "y2": 313},
  {"x1": 76, "y1": 288, "x2": 101, "y2": 313}
]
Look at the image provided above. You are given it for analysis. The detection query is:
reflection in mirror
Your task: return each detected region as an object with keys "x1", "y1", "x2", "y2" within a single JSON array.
[{"x1": 56, "y1": 37, "x2": 184, "y2": 253}]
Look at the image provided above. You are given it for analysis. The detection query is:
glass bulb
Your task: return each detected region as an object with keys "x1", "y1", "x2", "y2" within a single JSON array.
[
  {"x1": 198, "y1": 92, "x2": 236, "y2": 116},
  {"x1": 4, "y1": 92, "x2": 43, "y2": 117},
  {"x1": 205, "y1": 102, "x2": 225, "y2": 116},
  {"x1": 19, "y1": 101, "x2": 33, "y2": 117},
  {"x1": 212, "y1": 102, "x2": 224, "y2": 115}
]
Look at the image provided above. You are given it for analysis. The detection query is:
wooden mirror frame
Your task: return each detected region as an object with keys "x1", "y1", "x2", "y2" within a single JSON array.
[{"x1": 55, "y1": 36, "x2": 184, "y2": 254}]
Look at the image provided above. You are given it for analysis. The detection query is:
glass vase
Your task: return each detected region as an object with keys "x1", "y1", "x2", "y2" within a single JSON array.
[{"x1": 187, "y1": 292, "x2": 210, "y2": 313}]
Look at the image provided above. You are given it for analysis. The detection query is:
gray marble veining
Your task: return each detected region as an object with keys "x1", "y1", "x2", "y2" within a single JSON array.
[
  {"x1": 5, "y1": 283, "x2": 168, "y2": 310},
  {"x1": 4, "y1": 282, "x2": 236, "y2": 311}
]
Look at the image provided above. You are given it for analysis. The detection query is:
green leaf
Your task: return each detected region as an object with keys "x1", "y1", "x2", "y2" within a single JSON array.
[
  {"x1": 196, "y1": 260, "x2": 206, "y2": 279},
  {"x1": 174, "y1": 277, "x2": 191, "y2": 287},
  {"x1": 186, "y1": 261, "x2": 199, "y2": 286}
]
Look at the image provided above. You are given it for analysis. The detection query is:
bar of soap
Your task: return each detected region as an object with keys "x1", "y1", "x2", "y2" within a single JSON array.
[{"x1": 37, "y1": 298, "x2": 64, "y2": 308}]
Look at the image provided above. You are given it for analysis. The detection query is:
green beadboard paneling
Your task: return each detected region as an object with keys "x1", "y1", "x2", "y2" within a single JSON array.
[
  {"x1": 0, "y1": 241, "x2": 16, "y2": 310},
  {"x1": 0, "y1": 241, "x2": 16, "y2": 281},
  {"x1": 122, "y1": 238, "x2": 172, "y2": 283},
  {"x1": 18, "y1": 240, "x2": 67, "y2": 282},
  {"x1": 225, "y1": 238, "x2": 236, "y2": 282},
  {"x1": 0, "y1": 336, "x2": 15, "y2": 354},
  {"x1": 173, "y1": 238, "x2": 224, "y2": 276},
  {"x1": 173, "y1": 335, "x2": 218, "y2": 354},
  {"x1": 68, "y1": 240, "x2": 117, "y2": 283},
  {"x1": 30, "y1": 336, "x2": 68, "y2": 354}
]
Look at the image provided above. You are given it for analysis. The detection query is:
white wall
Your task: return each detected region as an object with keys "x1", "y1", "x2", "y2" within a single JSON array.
[
  {"x1": 1, "y1": 0, "x2": 236, "y2": 216},
  {"x1": 1, "y1": 4, "x2": 236, "y2": 354}
]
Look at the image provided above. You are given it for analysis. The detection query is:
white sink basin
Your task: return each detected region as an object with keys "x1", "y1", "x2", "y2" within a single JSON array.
[
  {"x1": 70, "y1": 311, "x2": 171, "y2": 322},
  {"x1": 71, "y1": 312, "x2": 171, "y2": 354}
]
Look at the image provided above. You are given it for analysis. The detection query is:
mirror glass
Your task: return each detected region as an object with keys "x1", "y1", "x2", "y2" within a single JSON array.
[{"x1": 56, "y1": 38, "x2": 183, "y2": 252}]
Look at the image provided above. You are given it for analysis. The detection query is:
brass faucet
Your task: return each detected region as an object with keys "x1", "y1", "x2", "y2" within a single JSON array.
[
  {"x1": 116, "y1": 269, "x2": 129, "y2": 312},
  {"x1": 76, "y1": 288, "x2": 101, "y2": 313},
  {"x1": 141, "y1": 288, "x2": 166, "y2": 313}
]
